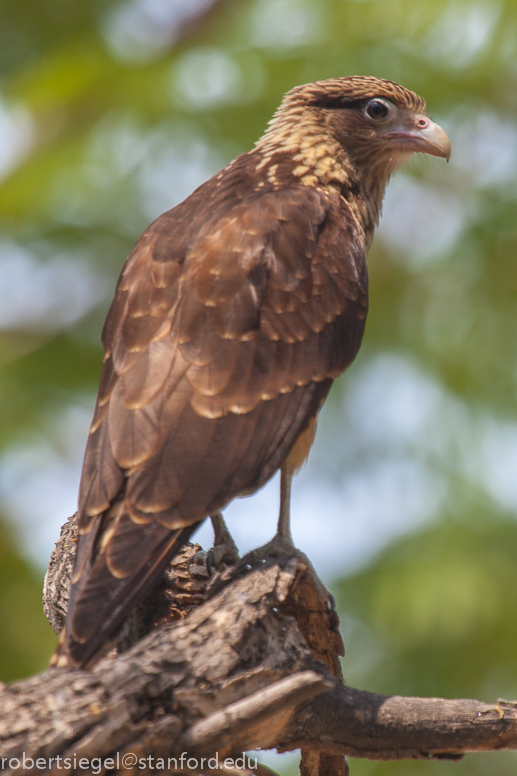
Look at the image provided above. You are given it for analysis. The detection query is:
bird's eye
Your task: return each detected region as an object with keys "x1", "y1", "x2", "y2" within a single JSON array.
[{"x1": 365, "y1": 99, "x2": 390, "y2": 121}]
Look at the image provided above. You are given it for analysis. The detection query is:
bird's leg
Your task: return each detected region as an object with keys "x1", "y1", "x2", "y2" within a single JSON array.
[
  {"x1": 189, "y1": 512, "x2": 240, "y2": 574},
  {"x1": 205, "y1": 511, "x2": 240, "y2": 573},
  {"x1": 237, "y1": 462, "x2": 335, "y2": 609},
  {"x1": 210, "y1": 420, "x2": 334, "y2": 607},
  {"x1": 236, "y1": 462, "x2": 296, "y2": 565},
  {"x1": 277, "y1": 463, "x2": 294, "y2": 544}
]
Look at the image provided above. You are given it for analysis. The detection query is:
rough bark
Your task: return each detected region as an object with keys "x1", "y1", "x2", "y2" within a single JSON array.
[{"x1": 1, "y1": 513, "x2": 517, "y2": 776}]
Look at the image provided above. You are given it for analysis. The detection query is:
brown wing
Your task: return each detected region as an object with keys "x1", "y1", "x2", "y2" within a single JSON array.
[{"x1": 62, "y1": 180, "x2": 368, "y2": 667}]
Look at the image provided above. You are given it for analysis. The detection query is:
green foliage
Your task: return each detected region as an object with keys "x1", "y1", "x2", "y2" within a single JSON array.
[
  {"x1": 0, "y1": 520, "x2": 56, "y2": 679},
  {"x1": 1, "y1": 3, "x2": 517, "y2": 774},
  {"x1": 339, "y1": 511, "x2": 517, "y2": 774}
]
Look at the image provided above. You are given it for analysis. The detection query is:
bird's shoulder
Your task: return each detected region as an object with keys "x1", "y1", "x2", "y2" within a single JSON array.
[{"x1": 102, "y1": 149, "x2": 366, "y2": 352}]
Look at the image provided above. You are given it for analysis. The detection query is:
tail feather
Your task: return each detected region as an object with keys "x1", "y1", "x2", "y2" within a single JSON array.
[{"x1": 51, "y1": 520, "x2": 202, "y2": 669}]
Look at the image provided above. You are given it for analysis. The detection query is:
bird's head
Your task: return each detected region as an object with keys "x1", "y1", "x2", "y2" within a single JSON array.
[
  {"x1": 305, "y1": 76, "x2": 449, "y2": 166},
  {"x1": 279, "y1": 75, "x2": 450, "y2": 165},
  {"x1": 257, "y1": 76, "x2": 450, "y2": 222}
]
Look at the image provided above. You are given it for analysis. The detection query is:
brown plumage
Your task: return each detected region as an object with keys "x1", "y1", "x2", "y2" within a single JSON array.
[{"x1": 52, "y1": 76, "x2": 450, "y2": 668}]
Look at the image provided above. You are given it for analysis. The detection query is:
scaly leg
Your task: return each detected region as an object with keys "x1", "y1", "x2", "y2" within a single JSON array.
[
  {"x1": 237, "y1": 461, "x2": 335, "y2": 609},
  {"x1": 206, "y1": 511, "x2": 240, "y2": 573},
  {"x1": 206, "y1": 418, "x2": 334, "y2": 608},
  {"x1": 277, "y1": 464, "x2": 294, "y2": 543},
  {"x1": 239, "y1": 462, "x2": 302, "y2": 559},
  {"x1": 189, "y1": 512, "x2": 240, "y2": 573}
]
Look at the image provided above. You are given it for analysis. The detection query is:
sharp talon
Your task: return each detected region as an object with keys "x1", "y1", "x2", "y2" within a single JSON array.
[
  {"x1": 327, "y1": 591, "x2": 336, "y2": 611},
  {"x1": 206, "y1": 548, "x2": 216, "y2": 576},
  {"x1": 203, "y1": 513, "x2": 240, "y2": 575},
  {"x1": 188, "y1": 550, "x2": 207, "y2": 570}
]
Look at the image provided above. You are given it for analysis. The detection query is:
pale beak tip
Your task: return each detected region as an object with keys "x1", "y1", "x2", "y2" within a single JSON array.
[{"x1": 426, "y1": 120, "x2": 451, "y2": 162}]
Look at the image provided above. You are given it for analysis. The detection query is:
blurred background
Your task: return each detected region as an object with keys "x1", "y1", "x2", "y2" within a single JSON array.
[{"x1": 1, "y1": 0, "x2": 517, "y2": 773}]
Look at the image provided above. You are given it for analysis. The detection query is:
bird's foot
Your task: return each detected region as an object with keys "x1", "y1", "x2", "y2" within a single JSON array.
[
  {"x1": 189, "y1": 512, "x2": 240, "y2": 576},
  {"x1": 220, "y1": 534, "x2": 335, "y2": 611}
]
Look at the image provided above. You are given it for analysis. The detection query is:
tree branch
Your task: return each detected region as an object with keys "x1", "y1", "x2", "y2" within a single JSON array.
[
  {"x1": 283, "y1": 687, "x2": 517, "y2": 760},
  {"x1": 0, "y1": 513, "x2": 516, "y2": 776}
]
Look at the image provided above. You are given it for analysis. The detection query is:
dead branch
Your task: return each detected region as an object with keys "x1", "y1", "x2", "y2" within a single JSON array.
[{"x1": 0, "y1": 513, "x2": 517, "y2": 776}]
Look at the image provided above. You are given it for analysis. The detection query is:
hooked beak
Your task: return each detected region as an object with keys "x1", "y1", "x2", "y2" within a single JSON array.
[{"x1": 383, "y1": 117, "x2": 451, "y2": 162}]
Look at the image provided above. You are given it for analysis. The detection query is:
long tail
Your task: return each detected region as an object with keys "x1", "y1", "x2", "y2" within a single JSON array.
[{"x1": 50, "y1": 520, "x2": 202, "y2": 669}]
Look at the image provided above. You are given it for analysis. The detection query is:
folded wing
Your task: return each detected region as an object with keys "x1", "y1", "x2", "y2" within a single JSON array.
[{"x1": 62, "y1": 181, "x2": 368, "y2": 666}]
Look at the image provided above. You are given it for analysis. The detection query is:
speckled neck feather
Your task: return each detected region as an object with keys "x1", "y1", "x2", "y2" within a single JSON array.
[{"x1": 255, "y1": 76, "x2": 426, "y2": 236}]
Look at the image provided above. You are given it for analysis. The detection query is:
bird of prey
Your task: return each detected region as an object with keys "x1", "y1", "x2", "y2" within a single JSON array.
[{"x1": 52, "y1": 76, "x2": 450, "y2": 669}]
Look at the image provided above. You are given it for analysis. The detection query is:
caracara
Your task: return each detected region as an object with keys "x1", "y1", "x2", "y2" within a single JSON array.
[{"x1": 52, "y1": 76, "x2": 450, "y2": 668}]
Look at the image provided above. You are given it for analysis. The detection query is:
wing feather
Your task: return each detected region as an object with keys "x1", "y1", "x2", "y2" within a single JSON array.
[
  {"x1": 120, "y1": 337, "x2": 178, "y2": 409},
  {"x1": 64, "y1": 179, "x2": 368, "y2": 666}
]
